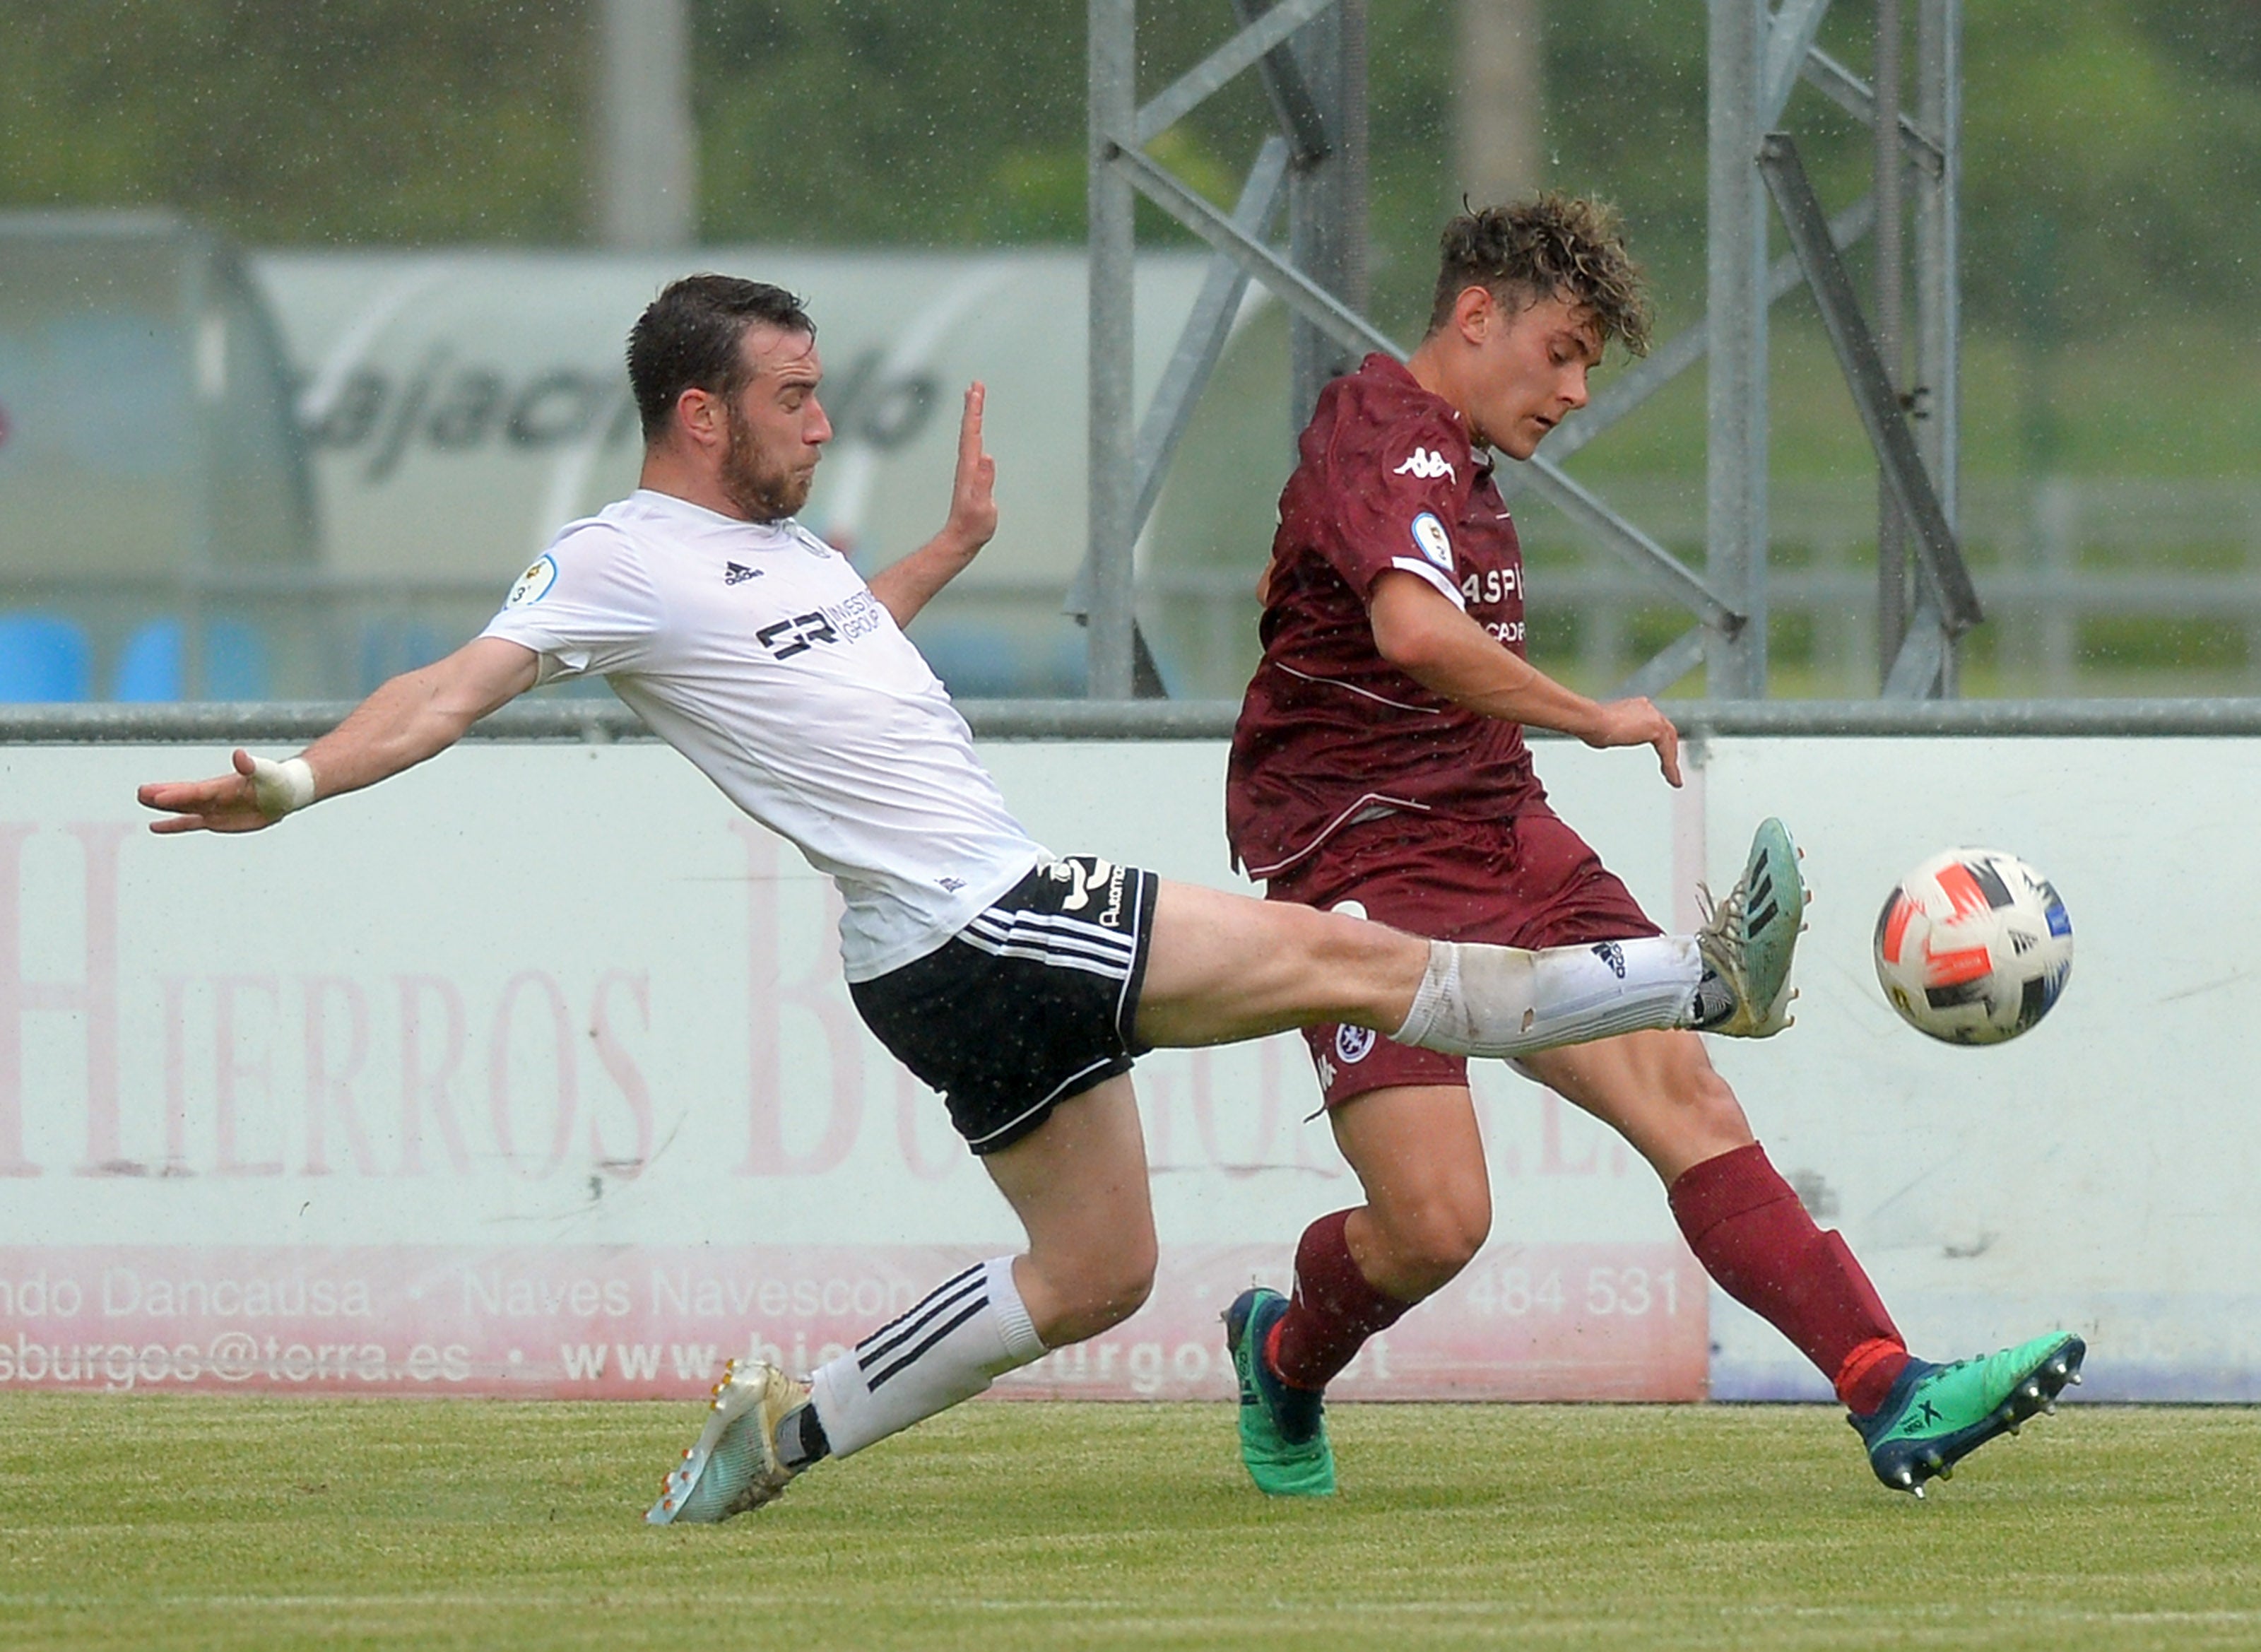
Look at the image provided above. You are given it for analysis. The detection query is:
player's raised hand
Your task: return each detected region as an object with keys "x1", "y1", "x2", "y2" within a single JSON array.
[
  {"x1": 942, "y1": 381, "x2": 998, "y2": 556},
  {"x1": 1583, "y1": 697, "x2": 1683, "y2": 789},
  {"x1": 137, "y1": 748, "x2": 312, "y2": 834},
  {"x1": 869, "y1": 384, "x2": 1003, "y2": 626}
]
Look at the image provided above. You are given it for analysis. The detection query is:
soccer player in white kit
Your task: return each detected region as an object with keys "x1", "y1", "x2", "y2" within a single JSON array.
[{"x1": 138, "y1": 276, "x2": 1802, "y2": 1522}]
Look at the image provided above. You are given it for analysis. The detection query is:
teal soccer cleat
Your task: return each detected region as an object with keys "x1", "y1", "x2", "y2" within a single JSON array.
[
  {"x1": 1694, "y1": 817, "x2": 1806, "y2": 1037},
  {"x1": 645, "y1": 1359, "x2": 808, "y2": 1525},
  {"x1": 1855, "y1": 1332, "x2": 2087, "y2": 1497},
  {"x1": 1224, "y1": 1287, "x2": 1336, "y2": 1497}
]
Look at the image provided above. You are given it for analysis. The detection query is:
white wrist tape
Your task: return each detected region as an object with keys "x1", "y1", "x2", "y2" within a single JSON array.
[{"x1": 249, "y1": 755, "x2": 317, "y2": 818}]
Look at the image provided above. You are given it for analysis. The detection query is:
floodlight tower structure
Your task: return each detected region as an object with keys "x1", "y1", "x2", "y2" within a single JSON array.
[{"x1": 1080, "y1": 0, "x2": 1976, "y2": 702}]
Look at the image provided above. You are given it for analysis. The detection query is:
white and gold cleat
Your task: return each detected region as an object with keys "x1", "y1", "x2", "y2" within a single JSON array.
[{"x1": 644, "y1": 1359, "x2": 809, "y2": 1525}]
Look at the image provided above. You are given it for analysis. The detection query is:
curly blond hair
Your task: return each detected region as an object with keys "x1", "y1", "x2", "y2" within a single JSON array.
[{"x1": 1427, "y1": 194, "x2": 1652, "y2": 356}]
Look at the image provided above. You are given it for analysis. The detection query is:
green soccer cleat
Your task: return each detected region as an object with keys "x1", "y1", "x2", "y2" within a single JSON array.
[
  {"x1": 1854, "y1": 1332, "x2": 2087, "y2": 1497},
  {"x1": 645, "y1": 1359, "x2": 808, "y2": 1525},
  {"x1": 1694, "y1": 817, "x2": 1806, "y2": 1038},
  {"x1": 1223, "y1": 1287, "x2": 1336, "y2": 1498}
]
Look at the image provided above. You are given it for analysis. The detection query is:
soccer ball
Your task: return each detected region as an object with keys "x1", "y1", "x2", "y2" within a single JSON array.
[{"x1": 1872, "y1": 848, "x2": 2073, "y2": 1045}]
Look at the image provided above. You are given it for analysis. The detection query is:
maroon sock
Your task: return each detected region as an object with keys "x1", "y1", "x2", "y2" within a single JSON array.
[
  {"x1": 1667, "y1": 1143, "x2": 1909, "y2": 1414},
  {"x1": 1266, "y1": 1209, "x2": 1413, "y2": 1392}
]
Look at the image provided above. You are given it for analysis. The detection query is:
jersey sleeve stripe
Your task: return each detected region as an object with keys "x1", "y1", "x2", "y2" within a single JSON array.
[{"x1": 1388, "y1": 557, "x2": 1468, "y2": 609}]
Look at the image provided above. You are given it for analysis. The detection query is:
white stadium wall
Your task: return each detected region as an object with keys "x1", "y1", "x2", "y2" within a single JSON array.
[{"x1": 1, "y1": 731, "x2": 2253, "y2": 1403}]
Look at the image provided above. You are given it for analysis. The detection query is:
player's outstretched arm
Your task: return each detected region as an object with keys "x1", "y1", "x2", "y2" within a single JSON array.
[
  {"x1": 868, "y1": 382, "x2": 997, "y2": 628},
  {"x1": 1367, "y1": 570, "x2": 1681, "y2": 787},
  {"x1": 135, "y1": 637, "x2": 541, "y2": 834}
]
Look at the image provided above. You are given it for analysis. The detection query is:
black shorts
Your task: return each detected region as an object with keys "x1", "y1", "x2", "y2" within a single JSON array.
[{"x1": 849, "y1": 855, "x2": 1159, "y2": 1155}]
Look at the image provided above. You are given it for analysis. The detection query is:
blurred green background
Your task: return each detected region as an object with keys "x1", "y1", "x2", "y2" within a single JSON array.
[{"x1": 3, "y1": 0, "x2": 2257, "y2": 700}]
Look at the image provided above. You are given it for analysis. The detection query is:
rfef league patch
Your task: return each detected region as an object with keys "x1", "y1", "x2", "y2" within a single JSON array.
[
  {"x1": 505, "y1": 554, "x2": 559, "y2": 608},
  {"x1": 1410, "y1": 512, "x2": 1453, "y2": 572}
]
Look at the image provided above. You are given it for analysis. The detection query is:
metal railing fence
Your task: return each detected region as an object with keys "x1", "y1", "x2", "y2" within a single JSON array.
[{"x1": 5, "y1": 478, "x2": 2259, "y2": 702}]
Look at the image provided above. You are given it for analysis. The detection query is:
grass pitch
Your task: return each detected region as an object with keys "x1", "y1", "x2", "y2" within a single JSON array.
[{"x1": 1, "y1": 1397, "x2": 2255, "y2": 1651}]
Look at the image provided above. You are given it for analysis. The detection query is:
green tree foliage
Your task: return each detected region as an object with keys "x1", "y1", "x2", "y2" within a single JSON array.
[
  {"x1": 693, "y1": 0, "x2": 1092, "y2": 244},
  {"x1": 2, "y1": 0, "x2": 2254, "y2": 339},
  {"x1": 1966, "y1": 0, "x2": 2261, "y2": 334},
  {"x1": 1, "y1": 1, "x2": 586, "y2": 242}
]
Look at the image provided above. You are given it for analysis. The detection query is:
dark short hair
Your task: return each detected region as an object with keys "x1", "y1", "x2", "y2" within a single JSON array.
[
  {"x1": 627, "y1": 275, "x2": 816, "y2": 442},
  {"x1": 1426, "y1": 194, "x2": 1651, "y2": 355}
]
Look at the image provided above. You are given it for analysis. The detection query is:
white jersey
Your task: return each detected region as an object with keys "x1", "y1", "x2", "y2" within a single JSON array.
[{"x1": 480, "y1": 489, "x2": 1044, "y2": 981}]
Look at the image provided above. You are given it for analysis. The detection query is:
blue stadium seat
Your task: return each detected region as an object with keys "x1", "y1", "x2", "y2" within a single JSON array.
[
  {"x1": 114, "y1": 618, "x2": 272, "y2": 702},
  {"x1": 0, "y1": 614, "x2": 93, "y2": 703}
]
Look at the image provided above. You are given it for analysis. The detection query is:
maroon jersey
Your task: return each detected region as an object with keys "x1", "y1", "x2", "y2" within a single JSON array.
[{"x1": 1226, "y1": 353, "x2": 1547, "y2": 880}]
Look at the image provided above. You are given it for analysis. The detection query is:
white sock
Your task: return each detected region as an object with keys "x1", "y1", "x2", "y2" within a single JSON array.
[
  {"x1": 805, "y1": 1256, "x2": 1046, "y2": 1459},
  {"x1": 1393, "y1": 936, "x2": 1704, "y2": 1057}
]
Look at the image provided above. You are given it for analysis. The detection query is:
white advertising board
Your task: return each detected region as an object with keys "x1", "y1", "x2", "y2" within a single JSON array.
[
  {"x1": 0, "y1": 731, "x2": 2250, "y2": 1402},
  {"x1": 249, "y1": 249, "x2": 1227, "y2": 590}
]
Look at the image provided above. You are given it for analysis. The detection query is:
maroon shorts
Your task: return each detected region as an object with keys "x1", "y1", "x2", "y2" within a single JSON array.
[{"x1": 1269, "y1": 808, "x2": 1661, "y2": 1107}]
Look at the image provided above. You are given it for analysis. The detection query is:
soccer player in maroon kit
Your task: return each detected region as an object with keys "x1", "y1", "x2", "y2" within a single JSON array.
[{"x1": 1222, "y1": 196, "x2": 2082, "y2": 1499}]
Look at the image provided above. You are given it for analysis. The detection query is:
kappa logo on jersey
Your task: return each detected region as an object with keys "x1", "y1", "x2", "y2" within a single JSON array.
[
  {"x1": 1335, "y1": 1023, "x2": 1376, "y2": 1065},
  {"x1": 504, "y1": 554, "x2": 559, "y2": 608},
  {"x1": 1393, "y1": 447, "x2": 1457, "y2": 483},
  {"x1": 1410, "y1": 512, "x2": 1454, "y2": 572},
  {"x1": 724, "y1": 561, "x2": 763, "y2": 585}
]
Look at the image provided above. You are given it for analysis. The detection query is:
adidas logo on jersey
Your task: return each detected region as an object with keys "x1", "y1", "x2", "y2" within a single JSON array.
[
  {"x1": 1393, "y1": 447, "x2": 1457, "y2": 483},
  {"x1": 724, "y1": 562, "x2": 762, "y2": 585}
]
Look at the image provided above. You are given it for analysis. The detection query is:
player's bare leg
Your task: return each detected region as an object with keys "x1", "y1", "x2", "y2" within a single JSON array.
[
  {"x1": 650, "y1": 1081, "x2": 1155, "y2": 1524},
  {"x1": 978, "y1": 1076, "x2": 1158, "y2": 1346},
  {"x1": 1516, "y1": 1029, "x2": 1754, "y2": 1181},
  {"x1": 1162, "y1": 1039, "x2": 1781, "y2": 1503},
  {"x1": 1131, "y1": 883, "x2": 1428, "y2": 1044},
  {"x1": 1331, "y1": 1085, "x2": 1493, "y2": 1302},
  {"x1": 1132, "y1": 879, "x2": 1744, "y2": 1056},
  {"x1": 1521, "y1": 1029, "x2": 2083, "y2": 1496},
  {"x1": 1238, "y1": 1036, "x2": 1752, "y2": 1467},
  {"x1": 1224, "y1": 1083, "x2": 1489, "y2": 1497},
  {"x1": 1522, "y1": 1025, "x2": 1905, "y2": 1408}
]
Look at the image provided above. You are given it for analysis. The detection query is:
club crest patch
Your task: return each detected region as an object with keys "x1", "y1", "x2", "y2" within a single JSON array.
[
  {"x1": 1335, "y1": 1024, "x2": 1376, "y2": 1064},
  {"x1": 1410, "y1": 512, "x2": 1453, "y2": 572},
  {"x1": 505, "y1": 554, "x2": 559, "y2": 608}
]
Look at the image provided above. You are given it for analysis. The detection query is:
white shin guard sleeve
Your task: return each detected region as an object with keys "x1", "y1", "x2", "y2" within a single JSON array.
[
  {"x1": 1393, "y1": 936, "x2": 1704, "y2": 1058},
  {"x1": 805, "y1": 1255, "x2": 1046, "y2": 1459}
]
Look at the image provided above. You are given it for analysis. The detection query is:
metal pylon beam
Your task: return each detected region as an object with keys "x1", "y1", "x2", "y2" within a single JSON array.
[
  {"x1": 1710, "y1": 0, "x2": 1967, "y2": 700},
  {"x1": 1084, "y1": 0, "x2": 1962, "y2": 702}
]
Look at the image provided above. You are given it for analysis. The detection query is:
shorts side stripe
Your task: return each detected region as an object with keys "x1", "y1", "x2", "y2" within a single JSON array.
[
  {"x1": 967, "y1": 901, "x2": 1138, "y2": 942},
  {"x1": 957, "y1": 914, "x2": 1136, "y2": 977},
  {"x1": 959, "y1": 923, "x2": 1131, "y2": 968},
  {"x1": 955, "y1": 938, "x2": 1128, "y2": 980},
  {"x1": 1113, "y1": 869, "x2": 1155, "y2": 1047},
  {"x1": 963, "y1": 910, "x2": 1136, "y2": 963}
]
